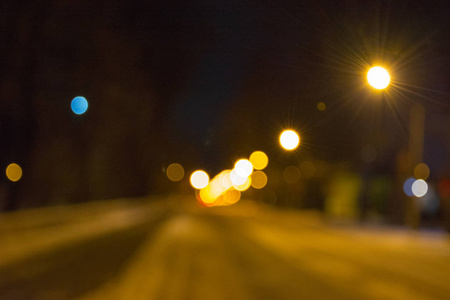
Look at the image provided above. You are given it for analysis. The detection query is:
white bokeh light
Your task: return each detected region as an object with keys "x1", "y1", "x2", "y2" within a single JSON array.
[
  {"x1": 234, "y1": 159, "x2": 253, "y2": 178},
  {"x1": 190, "y1": 170, "x2": 209, "y2": 189},
  {"x1": 412, "y1": 179, "x2": 428, "y2": 197}
]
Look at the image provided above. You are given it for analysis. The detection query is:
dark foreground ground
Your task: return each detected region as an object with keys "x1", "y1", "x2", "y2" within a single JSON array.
[{"x1": 0, "y1": 196, "x2": 449, "y2": 300}]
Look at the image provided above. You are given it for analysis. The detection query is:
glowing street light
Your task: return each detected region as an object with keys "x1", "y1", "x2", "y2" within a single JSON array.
[
  {"x1": 367, "y1": 66, "x2": 390, "y2": 90},
  {"x1": 279, "y1": 130, "x2": 300, "y2": 150}
]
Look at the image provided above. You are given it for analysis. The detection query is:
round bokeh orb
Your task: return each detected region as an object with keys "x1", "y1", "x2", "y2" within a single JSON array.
[{"x1": 71, "y1": 96, "x2": 88, "y2": 115}]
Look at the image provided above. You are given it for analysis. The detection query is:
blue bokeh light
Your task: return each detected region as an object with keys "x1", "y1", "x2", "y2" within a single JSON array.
[
  {"x1": 71, "y1": 96, "x2": 88, "y2": 115},
  {"x1": 403, "y1": 177, "x2": 415, "y2": 197}
]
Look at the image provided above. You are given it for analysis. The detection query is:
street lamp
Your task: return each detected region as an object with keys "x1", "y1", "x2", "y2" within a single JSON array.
[
  {"x1": 279, "y1": 130, "x2": 300, "y2": 151},
  {"x1": 358, "y1": 66, "x2": 392, "y2": 222},
  {"x1": 367, "y1": 66, "x2": 390, "y2": 90},
  {"x1": 366, "y1": 65, "x2": 425, "y2": 228}
]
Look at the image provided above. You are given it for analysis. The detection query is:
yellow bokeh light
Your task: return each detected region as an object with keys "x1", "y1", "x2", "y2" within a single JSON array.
[
  {"x1": 219, "y1": 170, "x2": 233, "y2": 189},
  {"x1": 251, "y1": 171, "x2": 268, "y2": 189},
  {"x1": 199, "y1": 185, "x2": 218, "y2": 204},
  {"x1": 190, "y1": 170, "x2": 209, "y2": 189},
  {"x1": 6, "y1": 163, "x2": 22, "y2": 182},
  {"x1": 367, "y1": 66, "x2": 390, "y2": 90},
  {"x1": 414, "y1": 163, "x2": 430, "y2": 180},
  {"x1": 166, "y1": 163, "x2": 185, "y2": 182},
  {"x1": 317, "y1": 102, "x2": 326, "y2": 111},
  {"x1": 223, "y1": 189, "x2": 241, "y2": 205},
  {"x1": 233, "y1": 176, "x2": 252, "y2": 191},
  {"x1": 214, "y1": 195, "x2": 227, "y2": 207},
  {"x1": 249, "y1": 151, "x2": 268, "y2": 170},
  {"x1": 210, "y1": 178, "x2": 226, "y2": 197},
  {"x1": 234, "y1": 159, "x2": 253, "y2": 178},
  {"x1": 279, "y1": 130, "x2": 300, "y2": 150}
]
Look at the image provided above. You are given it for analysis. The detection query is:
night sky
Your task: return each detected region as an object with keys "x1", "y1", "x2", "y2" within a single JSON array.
[{"x1": 1, "y1": 0, "x2": 450, "y2": 209}]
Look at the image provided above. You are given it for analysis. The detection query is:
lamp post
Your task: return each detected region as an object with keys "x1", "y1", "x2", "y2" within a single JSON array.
[
  {"x1": 358, "y1": 66, "x2": 392, "y2": 222},
  {"x1": 366, "y1": 66, "x2": 424, "y2": 228},
  {"x1": 278, "y1": 129, "x2": 300, "y2": 207}
]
